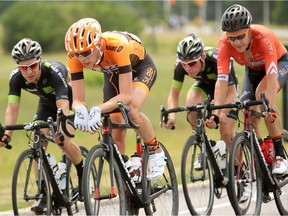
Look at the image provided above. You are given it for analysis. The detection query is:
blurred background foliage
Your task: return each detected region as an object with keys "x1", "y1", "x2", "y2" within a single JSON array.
[{"x1": 1, "y1": 1, "x2": 288, "y2": 54}]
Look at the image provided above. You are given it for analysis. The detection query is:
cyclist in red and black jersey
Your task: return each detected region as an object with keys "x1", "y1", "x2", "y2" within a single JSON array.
[
  {"x1": 0, "y1": 38, "x2": 84, "y2": 212},
  {"x1": 206, "y1": 4, "x2": 288, "y2": 175},
  {"x1": 64, "y1": 18, "x2": 166, "y2": 180},
  {"x1": 162, "y1": 33, "x2": 238, "y2": 169}
]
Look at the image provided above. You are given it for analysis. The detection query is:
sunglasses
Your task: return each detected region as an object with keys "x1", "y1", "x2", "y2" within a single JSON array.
[
  {"x1": 18, "y1": 59, "x2": 40, "y2": 71},
  {"x1": 228, "y1": 29, "x2": 249, "y2": 42},
  {"x1": 74, "y1": 48, "x2": 93, "y2": 58},
  {"x1": 181, "y1": 60, "x2": 198, "y2": 67}
]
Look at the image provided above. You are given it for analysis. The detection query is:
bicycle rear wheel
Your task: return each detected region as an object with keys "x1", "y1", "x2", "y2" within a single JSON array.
[
  {"x1": 228, "y1": 132, "x2": 262, "y2": 215},
  {"x1": 12, "y1": 149, "x2": 51, "y2": 215},
  {"x1": 82, "y1": 145, "x2": 126, "y2": 215},
  {"x1": 142, "y1": 142, "x2": 179, "y2": 215},
  {"x1": 181, "y1": 135, "x2": 214, "y2": 215}
]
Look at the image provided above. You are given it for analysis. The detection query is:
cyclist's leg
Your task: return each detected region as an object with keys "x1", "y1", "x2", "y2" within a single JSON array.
[
  {"x1": 185, "y1": 83, "x2": 207, "y2": 169},
  {"x1": 130, "y1": 56, "x2": 165, "y2": 180},
  {"x1": 110, "y1": 113, "x2": 127, "y2": 154},
  {"x1": 255, "y1": 57, "x2": 288, "y2": 174},
  {"x1": 185, "y1": 82, "x2": 206, "y2": 129},
  {"x1": 241, "y1": 67, "x2": 263, "y2": 138}
]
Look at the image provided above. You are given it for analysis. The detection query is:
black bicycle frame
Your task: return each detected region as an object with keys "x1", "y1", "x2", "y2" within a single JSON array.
[
  {"x1": 97, "y1": 114, "x2": 146, "y2": 208},
  {"x1": 195, "y1": 107, "x2": 228, "y2": 187},
  {"x1": 243, "y1": 108, "x2": 278, "y2": 192}
]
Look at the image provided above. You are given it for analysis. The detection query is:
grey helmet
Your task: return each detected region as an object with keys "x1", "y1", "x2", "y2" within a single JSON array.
[
  {"x1": 176, "y1": 33, "x2": 204, "y2": 61},
  {"x1": 12, "y1": 38, "x2": 42, "y2": 63},
  {"x1": 221, "y1": 4, "x2": 252, "y2": 32}
]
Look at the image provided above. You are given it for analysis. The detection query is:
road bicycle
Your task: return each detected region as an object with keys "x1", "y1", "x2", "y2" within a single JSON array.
[
  {"x1": 0, "y1": 109, "x2": 88, "y2": 215},
  {"x1": 160, "y1": 96, "x2": 237, "y2": 215},
  {"x1": 227, "y1": 93, "x2": 288, "y2": 215},
  {"x1": 82, "y1": 101, "x2": 179, "y2": 215}
]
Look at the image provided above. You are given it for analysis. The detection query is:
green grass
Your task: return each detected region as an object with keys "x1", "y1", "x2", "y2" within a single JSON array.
[{"x1": 0, "y1": 29, "x2": 285, "y2": 211}]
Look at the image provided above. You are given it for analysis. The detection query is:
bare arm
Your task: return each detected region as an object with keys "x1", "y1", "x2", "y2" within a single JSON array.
[
  {"x1": 71, "y1": 79, "x2": 87, "y2": 110},
  {"x1": 162, "y1": 87, "x2": 181, "y2": 129}
]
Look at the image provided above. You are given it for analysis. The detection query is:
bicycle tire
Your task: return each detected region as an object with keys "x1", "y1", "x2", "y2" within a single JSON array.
[
  {"x1": 12, "y1": 149, "x2": 52, "y2": 215},
  {"x1": 82, "y1": 145, "x2": 126, "y2": 215},
  {"x1": 274, "y1": 145, "x2": 288, "y2": 215},
  {"x1": 181, "y1": 135, "x2": 214, "y2": 215},
  {"x1": 143, "y1": 142, "x2": 179, "y2": 215},
  {"x1": 228, "y1": 132, "x2": 262, "y2": 215}
]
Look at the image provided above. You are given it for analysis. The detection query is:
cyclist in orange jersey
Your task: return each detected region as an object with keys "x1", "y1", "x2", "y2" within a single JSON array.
[
  {"x1": 206, "y1": 4, "x2": 288, "y2": 176},
  {"x1": 65, "y1": 18, "x2": 166, "y2": 180}
]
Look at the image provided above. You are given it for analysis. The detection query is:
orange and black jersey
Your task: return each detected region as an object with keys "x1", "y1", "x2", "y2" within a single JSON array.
[
  {"x1": 68, "y1": 31, "x2": 147, "y2": 80},
  {"x1": 8, "y1": 60, "x2": 72, "y2": 104}
]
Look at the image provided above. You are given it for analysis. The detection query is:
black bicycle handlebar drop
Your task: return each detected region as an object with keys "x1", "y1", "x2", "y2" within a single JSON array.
[
  {"x1": 115, "y1": 101, "x2": 140, "y2": 129},
  {"x1": 160, "y1": 92, "x2": 270, "y2": 127}
]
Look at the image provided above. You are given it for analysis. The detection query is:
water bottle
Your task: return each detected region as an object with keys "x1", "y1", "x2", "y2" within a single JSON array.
[
  {"x1": 212, "y1": 140, "x2": 227, "y2": 170},
  {"x1": 261, "y1": 137, "x2": 274, "y2": 164},
  {"x1": 47, "y1": 154, "x2": 57, "y2": 170},
  {"x1": 55, "y1": 162, "x2": 67, "y2": 190},
  {"x1": 130, "y1": 153, "x2": 142, "y2": 183}
]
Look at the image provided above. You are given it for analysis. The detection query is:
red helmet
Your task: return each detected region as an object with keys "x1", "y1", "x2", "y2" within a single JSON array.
[{"x1": 65, "y1": 18, "x2": 102, "y2": 53}]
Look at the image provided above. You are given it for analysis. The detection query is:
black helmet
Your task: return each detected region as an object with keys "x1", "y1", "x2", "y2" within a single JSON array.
[
  {"x1": 12, "y1": 38, "x2": 42, "y2": 63},
  {"x1": 176, "y1": 33, "x2": 204, "y2": 61},
  {"x1": 221, "y1": 4, "x2": 252, "y2": 32}
]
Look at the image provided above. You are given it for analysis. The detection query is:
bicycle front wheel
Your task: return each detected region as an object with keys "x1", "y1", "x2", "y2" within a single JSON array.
[
  {"x1": 142, "y1": 142, "x2": 179, "y2": 215},
  {"x1": 82, "y1": 145, "x2": 126, "y2": 215},
  {"x1": 274, "y1": 142, "x2": 288, "y2": 215},
  {"x1": 228, "y1": 132, "x2": 262, "y2": 215},
  {"x1": 181, "y1": 135, "x2": 214, "y2": 215},
  {"x1": 12, "y1": 149, "x2": 51, "y2": 215}
]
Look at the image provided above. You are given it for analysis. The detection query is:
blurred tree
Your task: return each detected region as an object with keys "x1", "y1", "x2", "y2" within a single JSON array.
[
  {"x1": 1, "y1": 1, "x2": 143, "y2": 53},
  {"x1": 271, "y1": 1, "x2": 288, "y2": 25}
]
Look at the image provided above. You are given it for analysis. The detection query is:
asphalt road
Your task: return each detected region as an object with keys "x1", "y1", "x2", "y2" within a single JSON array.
[{"x1": 0, "y1": 185, "x2": 281, "y2": 215}]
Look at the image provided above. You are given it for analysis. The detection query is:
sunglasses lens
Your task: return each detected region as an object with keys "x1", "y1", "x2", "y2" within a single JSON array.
[
  {"x1": 30, "y1": 62, "x2": 39, "y2": 69},
  {"x1": 187, "y1": 61, "x2": 197, "y2": 67},
  {"x1": 74, "y1": 49, "x2": 92, "y2": 58},
  {"x1": 229, "y1": 33, "x2": 246, "y2": 41},
  {"x1": 18, "y1": 61, "x2": 39, "y2": 71},
  {"x1": 19, "y1": 66, "x2": 28, "y2": 70}
]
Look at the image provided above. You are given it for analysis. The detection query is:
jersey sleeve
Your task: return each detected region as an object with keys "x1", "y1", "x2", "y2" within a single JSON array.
[
  {"x1": 217, "y1": 35, "x2": 232, "y2": 81},
  {"x1": 107, "y1": 34, "x2": 132, "y2": 74},
  {"x1": 260, "y1": 34, "x2": 282, "y2": 75},
  {"x1": 67, "y1": 54, "x2": 84, "y2": 74},
  {"x1": 48, "y1": 62, "x2": 70, "y2": 101},
  {"x1": 8, "y1": 70, "x2": 22, "y2": 104}
]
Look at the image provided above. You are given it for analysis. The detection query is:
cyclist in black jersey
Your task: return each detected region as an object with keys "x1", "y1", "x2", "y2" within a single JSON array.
[
  {"x1": 0, "y1": 38, "x2": 84, "y2": 213},
  {"x1": 162, "y1": 34, "x2": 239, "y2": 167}
]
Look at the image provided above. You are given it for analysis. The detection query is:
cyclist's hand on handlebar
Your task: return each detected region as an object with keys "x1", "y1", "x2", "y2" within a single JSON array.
[
  {"x1": 88, "y1": 106, "x2": 102, "y2": 132},
  {"x1": 55, "y1": 131, "x2": 65, "y2": 146},
  {"x1": 0, "y1": 134, "x2": 11, "y2": 148},
  {"x1": 205, "y1": 114, "x2": 219, "y2": 129},
  {"x1": 262, "y1": 108, "x2": 277, "y2": 123},
  {"x1": 74, "y1": 105, "x2": 89, "y2": 131},
  {"x1": 162, "y1": 118, "x2": 175, "y2": 130}
]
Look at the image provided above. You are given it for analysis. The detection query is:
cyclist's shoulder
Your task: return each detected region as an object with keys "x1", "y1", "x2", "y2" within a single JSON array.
[
  {"x1": 9, "y1": 68, "x2": 23, "y2": 82},
  {"x1": 41, "y1": 60, "x2": 68, "y2": 74}
]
